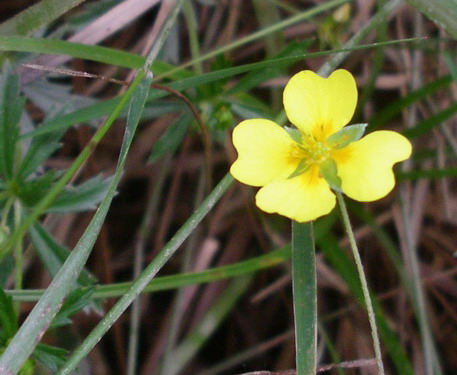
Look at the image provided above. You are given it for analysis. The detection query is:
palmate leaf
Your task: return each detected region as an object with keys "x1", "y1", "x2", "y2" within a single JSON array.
[{"x1": 0, "y1": 63, "x2": 24, "y2": 181}]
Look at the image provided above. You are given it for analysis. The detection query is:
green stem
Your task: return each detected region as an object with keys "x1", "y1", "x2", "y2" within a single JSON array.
[
  {"x1": 335, "y1": 191, "x2": 385, "y2": 375},
  {"x1": 1, "y1": 197, "x2": 14, "y2": 226},
  {"x1": 13, "y1": 200, "x2": 22, "y2": 314},
  {"x1": 7, "y1": 244, "x2": 290, "y2": 302},
  {"x1": 292, "y1": 221, "x2": 316, "y2": 375}
]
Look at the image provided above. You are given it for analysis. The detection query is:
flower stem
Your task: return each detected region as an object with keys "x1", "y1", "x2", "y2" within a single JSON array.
[
  {"x1": 13, "y1": 200, "x2": 23, "y2": 315},
  {"x1": 335, "y1": 191, "x2": 385, "y2": 375},
  {"x1": 292, "y1": 221, "x2": 316, "y2": 375}
]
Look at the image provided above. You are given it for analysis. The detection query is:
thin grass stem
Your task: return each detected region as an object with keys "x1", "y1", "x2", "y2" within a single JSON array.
[{"x1": 335, "y1": 191, "x2": 385, "y2": 375}]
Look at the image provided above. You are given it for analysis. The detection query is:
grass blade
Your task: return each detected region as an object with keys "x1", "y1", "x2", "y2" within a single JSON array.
[
  {"x1": 0, "y1": 0, "x2": 87, "y2": 36},
  {"x1": 292, "y1": 221, "x2": 316, "y2": 375}
]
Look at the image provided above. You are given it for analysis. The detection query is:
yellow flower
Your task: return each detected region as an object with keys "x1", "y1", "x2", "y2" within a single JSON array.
[{"x1": 230, "y1": 69, "x2": 412, "y2": 222}]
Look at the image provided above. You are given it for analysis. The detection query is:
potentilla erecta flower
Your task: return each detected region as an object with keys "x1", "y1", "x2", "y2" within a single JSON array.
[{"x1": 230, "y1": 69, "x2": 412, "y2": 222}]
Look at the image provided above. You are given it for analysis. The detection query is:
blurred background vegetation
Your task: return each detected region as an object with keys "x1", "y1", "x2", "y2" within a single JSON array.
[{"x1": 0, "y1": 0, "x2": 456, "y2": 374}]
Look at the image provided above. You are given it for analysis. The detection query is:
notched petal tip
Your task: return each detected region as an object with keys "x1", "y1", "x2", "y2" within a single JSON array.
[
  {"x1": 255, "y1": 166, "x2": 336, "y2": 222},
  {"x1": 230, "y1": 119, "x2": 297, "y2": 187},
  {"x1": 333, "y1": 130, "x2": 412, "y2": 202},
  {"x1": 283, "y1": 69, "x2": 358, "y2": 138}
]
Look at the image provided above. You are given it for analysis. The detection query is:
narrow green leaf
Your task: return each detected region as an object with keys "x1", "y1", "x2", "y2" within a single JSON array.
[
  {"x1": 285, "y1": 126, "x2": 302, "y2": 144},
  {"x1": 406, "y1": 0, "x2": 457, "y2": 40},
  {"x1": 7, "y1": 244, "x2": 290, "y2": 302},
  {"x1": 18, "y1": 170, "x2": 58, "y2": 207},
  {"x1": 0, "y1": 0, "x2": 87, "y2": 36},
  {"x1": 0, "y1": 36, "x2": 145, "y2": 69},
  {"x1": 320, "y1": 158, "x2": 342, "y2": 190},
  {"x1": 0, "y1": 288, "x2": 17, "y2": 340},
  {"x1": 47, "y1": 174, "x2": 113, "y2": 213},
  {"x1": 403, "y1": 102, "x2": 457, "y2": 139},
  {"x1": 28, "y1": 223, "x2": 97, "y2": 286},
  {"x1": 0, "y1": 64, "x2": 24, "y2": 180},
  {"x1": 148, "y1": 112, "x2": 193, "y2": 162},
  {"x1": 288, "y1": 159, "x2": 309, "y2": 179},
  {"x1": 17, "y1": 122, "x2": 65, "y2": 179},
  {"x1": 369, "y1": 75, "x2": 451, "y2": 130},
  {"x1": 33, "y1": 344, "x2": 68, "y2": 373},
  {"x1": 398, "y1": 167, "x2": 457, "y2": 180},
  {"x1": 292, "y1": 221, "x2": 316, "y2": 375},
  {"x1": 50, "y1": 287, "x2": 94, "y2": 328}
]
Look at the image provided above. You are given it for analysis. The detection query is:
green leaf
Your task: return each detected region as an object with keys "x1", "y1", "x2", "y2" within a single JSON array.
[
  {"x1": 369, "y1": 75, "x2": 451, "y2": 131},
  {"x1": 403, "y1": 102, "x2": 457, "y2": 139},
  {"x1": 50, "y1": 287, "x2": 94, "y2": 328},
  {"x1": 0, "y1": 287, "x2": 17, "y2": 341},
  {"x1": 33, "y1": 344, "x2": 68, "y2": 373},
  {"x1": 0, "y1": 0, "x2": 86, "y2": 37},
  {"x1": 326, "y1": 123, "x2": 367, "y2": 149},
  {"x1": 320, "y1": 158, "x2": 342, "y2": 190},
  {"x1": 17, "y1": 120, "x2": 66, "y2": 180},
  {"x1": 292, "y1": 221, "x2": 317, "y2": 374},
  {"x1": 28, "y1": 223, "x2": 97, "y2": 286},
  {"x1": 288, "y1": 158, "x2": 309, "y2": 179},
  {"x1": 47, "y1": 174, "x2": 113, "y2": 213},
  {"x1": 285, "y1": 126, "x2": 302, "y2": 144},
  {"x1": 0, "y1": 64, "x2": 24, "y2": 180},
  {"x1": 18, "y1": 170, "x2": 58, "y2": 207},
  {"x1": 148, "y1": 112, "x2": 193, "y2": 162},
  {"x1": 0, "y1": 254, "x2": 13, "y2": 288},
  {"x1": 406, "y1": 0, "x2": 457, "y2": 40}
]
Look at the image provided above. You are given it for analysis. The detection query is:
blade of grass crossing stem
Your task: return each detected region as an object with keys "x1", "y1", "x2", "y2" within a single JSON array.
[
  {"x1": 292, "y1": 221, "x2": 317, "y2": 375},
  {"x1": 0, "y1": 72, "x2": 152, "y2": 374},
  {"x1": 56, "y1": 174, "x2": 234, "y2": 375}
]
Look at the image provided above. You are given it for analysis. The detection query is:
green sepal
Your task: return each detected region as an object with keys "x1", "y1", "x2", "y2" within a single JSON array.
[
  {"x1": 284, "y1": 126, "x2": 302, "y2": 144},
  {"x1": 288, "y1": 158, "x2": 309, "y2": 179},
  {"x1": 320, "y1": 158, "x2": 342, "y2": 191},
  {"x1": 326, "y1": 123, "x2": 367, "y2": 149}
]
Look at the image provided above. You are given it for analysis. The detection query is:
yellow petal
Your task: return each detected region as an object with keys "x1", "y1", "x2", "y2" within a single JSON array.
[
  {"x1": 256, "y1": 165, "x2": 336, "y2": 222},
  {"x1": 283, "y1": 69, "x2": 357, "y2": 139},
  {"x1": 230, "y1": 119, "x2": 298, "y2": 187},
  {"x1": 333, "y1": 130, "x2": 412, "y2": 202}
]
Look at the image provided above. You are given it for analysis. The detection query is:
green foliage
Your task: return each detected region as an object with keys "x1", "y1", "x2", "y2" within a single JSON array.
[{"x1": 0, "y1": 64, "x2": 24, "y2": 181}]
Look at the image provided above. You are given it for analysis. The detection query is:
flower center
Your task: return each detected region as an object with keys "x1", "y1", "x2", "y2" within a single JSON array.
[{"x1": 297, "y1": 135, "x2": 331, "y2": 165}]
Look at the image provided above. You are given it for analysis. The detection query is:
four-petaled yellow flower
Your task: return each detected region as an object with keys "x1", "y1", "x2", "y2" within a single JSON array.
[{"x1": 230, "y1": 69, "x2": 412, "y2": 222}]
